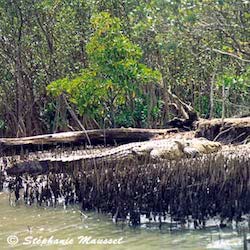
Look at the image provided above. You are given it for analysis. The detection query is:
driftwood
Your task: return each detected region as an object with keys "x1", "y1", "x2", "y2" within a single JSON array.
[
  {"x1": 0, "y1": 128, "x2": 178, "y2": 156},
  {"x1": 165, "y1": 90, "x2": 198, "y2": 130},
  {"x1": 195, "y1": 117, "x2": 250, "y2": 143}
]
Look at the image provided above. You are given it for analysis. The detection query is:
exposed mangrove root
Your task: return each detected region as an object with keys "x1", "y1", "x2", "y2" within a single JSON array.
[
  {"x1": 2, "y1": 149, "x2": 250, "y2": 229},
  {"x1": 6, "y1": 173, "x2": 77, "y2": 207}
]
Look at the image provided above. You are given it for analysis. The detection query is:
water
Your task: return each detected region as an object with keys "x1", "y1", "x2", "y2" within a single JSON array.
[{"x1": 0, "y1": 192, "x2": 247, "y2": 250}]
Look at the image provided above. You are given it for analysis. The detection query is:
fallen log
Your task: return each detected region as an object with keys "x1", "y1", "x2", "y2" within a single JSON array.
[
  {"x1": 0, "y1": 128, "x2": 178, "y2": 156},
  {"x1": 195, "y1": 117, "x2": 250, "y2": 143}
]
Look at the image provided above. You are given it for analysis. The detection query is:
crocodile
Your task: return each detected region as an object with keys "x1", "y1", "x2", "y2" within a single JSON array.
[
  {"x1": 43, "y1": 139, "x2": 186, "y2": 163},
  {"x1": 6, "y1": 138, "x2": 222, "y2": 175},
  {"x1": 56, "y1": 137, "x2": 222, "y2": 162}
]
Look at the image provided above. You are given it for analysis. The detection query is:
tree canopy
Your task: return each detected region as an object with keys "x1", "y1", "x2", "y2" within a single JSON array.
[
  {"x1": 47, "y1": 12, "x2": 161, "y2": 127},
  {"x1": 0, "y1": 0, "x2": 249, "y2": 137}
]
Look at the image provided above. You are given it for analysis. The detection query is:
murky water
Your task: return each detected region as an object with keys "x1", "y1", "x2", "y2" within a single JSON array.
[{"x1": 0, "y1": 192, "x2": 247, "y2": 250}]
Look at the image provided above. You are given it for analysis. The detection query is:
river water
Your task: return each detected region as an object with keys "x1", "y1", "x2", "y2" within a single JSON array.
[{"x1": 0, "y1": 192, "x2": 247, "y2": 250}]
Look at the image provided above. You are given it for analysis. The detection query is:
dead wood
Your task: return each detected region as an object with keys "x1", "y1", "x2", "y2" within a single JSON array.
[
  {"x1": 165, "y1": 90, "x2": 198, "y2": 130},
  {"x1": 195, "y1": 117, "x2": 250, "y2": 143},
  {"x1": 0, "y1": 128, "x2": 178, "y2": 156}
]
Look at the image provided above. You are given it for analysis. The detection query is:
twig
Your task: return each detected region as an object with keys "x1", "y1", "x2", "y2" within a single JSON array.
[
  {"x1": 211, "y1": 48, "x2": 250, "y2": 63},
  {"x1": 213, "y1": 127, "x2": 233, "y2": 142},
  {"x1": 62, "y1": 94, "x2": 91, "y2": 146},
  {"x1": 230, "y1": 132, "x2": 246, "y2": 144}
]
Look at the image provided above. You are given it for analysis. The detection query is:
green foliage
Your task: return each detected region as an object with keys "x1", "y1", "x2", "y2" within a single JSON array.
[
  {"x1": 0, "y1": 119, "x2": 5, "y2": 130},
  {"x1": 0, "y1": 0, "x2": 250, "y2": 136},
  {"x1": 216, "y1": 69, "x2": 250, "y2": 98},
  {"x1": 48, "y1": 12, "x2": 161, "y2": 126}
]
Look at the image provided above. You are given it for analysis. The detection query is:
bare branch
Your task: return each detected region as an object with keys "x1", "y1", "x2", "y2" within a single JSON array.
[{"x1": 210, "y1": 48, "x2": 250, "y2": 63}]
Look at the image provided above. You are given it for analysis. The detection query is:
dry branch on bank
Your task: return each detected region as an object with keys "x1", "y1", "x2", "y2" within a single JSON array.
[
  {"x1": 2, "y1": 116, "x2": 248, "y2": 158},
  {"x1": 0, "y1": 128, "x2": 178, "y2": 156},
  {"x1": 195, "y1": 117, "x2": 250, "y2": 143}
]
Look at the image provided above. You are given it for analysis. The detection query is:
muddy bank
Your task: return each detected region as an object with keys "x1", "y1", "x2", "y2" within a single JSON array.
[{"x1": 1, "y1": 145, "x2": 250, "y2": 228}]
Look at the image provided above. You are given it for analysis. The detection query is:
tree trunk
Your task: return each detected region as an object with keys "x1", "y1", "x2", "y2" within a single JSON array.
[
  {"x1": 222, "y1": 83, "x2": 225, "y2": 122},
  {"x1": 209, "y1": 73, "x2": 215, "y2": 119}
]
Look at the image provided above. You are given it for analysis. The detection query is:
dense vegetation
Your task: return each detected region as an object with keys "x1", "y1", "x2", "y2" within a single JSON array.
[{"x1": 0, "y1": 0, "x2": 249, "y2": 137}]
